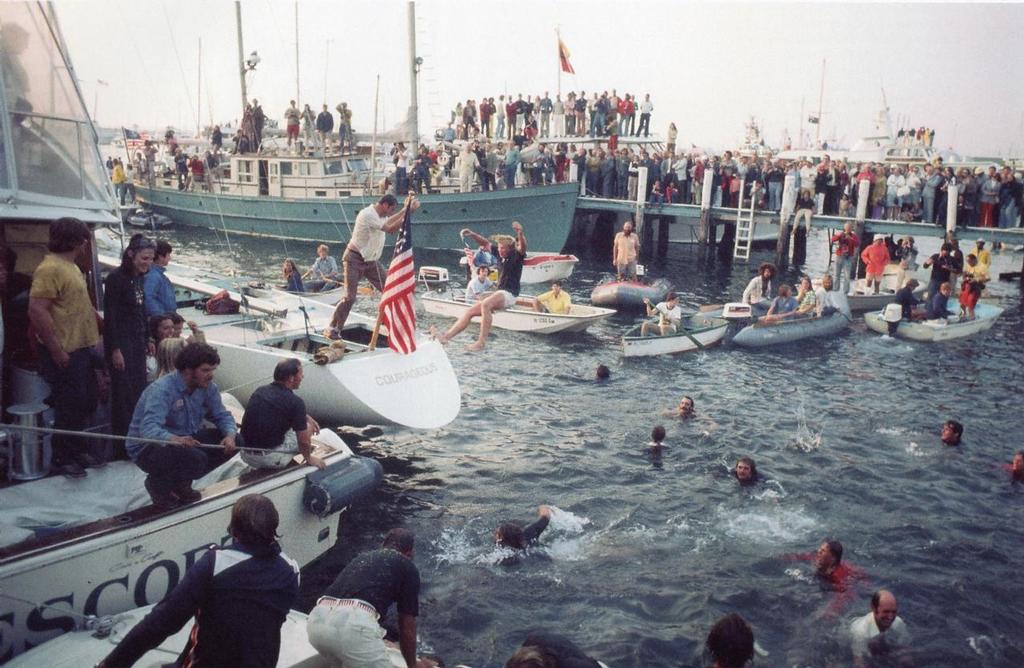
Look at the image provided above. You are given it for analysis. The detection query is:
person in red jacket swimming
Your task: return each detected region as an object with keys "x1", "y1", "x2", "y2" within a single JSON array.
[
  {"x1": 785, "y1": 539, "x2": 868, "y2": 617},
  {"x1": 860, "y1": 234, "x2": 892, "y2": 294}
]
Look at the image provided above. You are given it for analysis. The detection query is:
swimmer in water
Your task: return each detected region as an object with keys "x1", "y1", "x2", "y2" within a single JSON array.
[
  {"x1": 734, "y1": 456, "x2": 758, "y2": 485},
  {"x1": 1005, "y1": 451, "x2": 1024, "y2": 482},
  {"x1": 706, "y1": 613, "x2": 755, "y2": 668},
  {"x1": 495, "y1": 505, "x2": 552, "y2": 550},
  {"x1": 595, "y1": 364, "x2": 610, "y2": 381},
  {"x1": 645, "y1": 425, "x2": 667, "y2": 464},
  {"x1": 941, "y1": 419, "x2": 963, "y2": 446},
  {"x1": 662, "y1": 395, "x2": 695, "y2": 419}
]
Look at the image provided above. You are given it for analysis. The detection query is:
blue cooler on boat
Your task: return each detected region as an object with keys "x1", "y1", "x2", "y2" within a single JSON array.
[{"x1": 303, "y1": 455, "x2": 383, "y2": 517}]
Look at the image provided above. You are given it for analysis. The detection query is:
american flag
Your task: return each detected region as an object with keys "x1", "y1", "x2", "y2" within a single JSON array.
[{"x1": 378, "y1": 206, "x2": 417, "y2": 354}]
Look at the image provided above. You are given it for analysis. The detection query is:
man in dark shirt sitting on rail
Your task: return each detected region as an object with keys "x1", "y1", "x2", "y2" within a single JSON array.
[
  {"x1": 307, "y1": 528, "x2": 436, "y2": 668},
  {"x1": 239, "y1": 358, "x2": 325, "y2": 470}
]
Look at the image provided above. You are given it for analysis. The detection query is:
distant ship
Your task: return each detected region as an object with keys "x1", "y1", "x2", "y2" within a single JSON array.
[{"x1": 134, "y1": 2, "x2": 578, "y2": 252}]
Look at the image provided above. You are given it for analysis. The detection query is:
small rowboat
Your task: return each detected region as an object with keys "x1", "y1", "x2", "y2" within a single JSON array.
[
  {"x1": 521, "y1": 253, "x2": 579, "y2": 283},
  {"x1": 591, "y1": 278, "x2": 674, "y2": 309},
  {"x1": 458, "y1": 252, "x2": 579, "y2": 284},
  {"x1": 816, "y1": 269, "x2": 928, "y2": 312},
  {"x1": 864, "y1": 302, "x2": 1004, "y2": 342},
  {"x1": 421, "y1": 294, "x2": 616, "y2": 334},
  {"x1": 621, "y1": 315, "x2": 729, "y2": 357}
]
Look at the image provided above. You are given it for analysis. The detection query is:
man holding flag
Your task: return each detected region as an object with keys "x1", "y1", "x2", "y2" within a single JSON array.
[{"x1": 327, "y1": 193, "x2": 419, "y2": 339}]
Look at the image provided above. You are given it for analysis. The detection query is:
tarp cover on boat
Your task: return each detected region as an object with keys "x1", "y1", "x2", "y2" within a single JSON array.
[{"x1": 0, "y1": 458, "x2": 249, "y2": 549}]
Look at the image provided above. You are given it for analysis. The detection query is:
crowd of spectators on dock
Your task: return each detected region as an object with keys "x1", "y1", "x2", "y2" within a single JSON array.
[{"x1": 444, "y1": 89, "x2": 654, "y2": 142}]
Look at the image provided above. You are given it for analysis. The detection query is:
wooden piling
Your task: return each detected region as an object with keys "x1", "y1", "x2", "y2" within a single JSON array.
[
  {"x1": 854, "y1": 179, "x2": 871, "y2": 280},
  {"x1": 658, "y1": 217, "x2": 670, "y2": 257},
  {"x1": 698, "y1": 173, "x2": 714, "y2": 244},
  {"x1": 945, "y1": 184, "x2": 958, "y2": 234},
  {"x1": 775, "y1": 174, "x2": 796, "y2": 266}
]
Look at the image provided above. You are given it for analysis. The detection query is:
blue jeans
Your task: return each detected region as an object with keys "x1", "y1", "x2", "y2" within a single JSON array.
[
  {"x1": 833, "y1": 255, "x2": 853, "y2": 295},
  {"x1": 394, "y1": 167, "x2": 408, "y2": 196},
  {"x1": 505, "y1": 165, "x2": 517, "y2": 189},
  {"x1": 768, "y1": 182, "x2": 782, "y2": 211},
  {"x1": 619, "y1": 116, "x2": 630, "y2": 136},
  {"x1": 922, "y1": 195, "x2": 935, "y2": 224},
  {"x1": 495, "y1": 116, "x2": 505, "y2": 139},
  {"x1": 589, "y1": 112, "x2": 605, "y2": 137},
  {"x1": 999, "y1": 201, "x2": 1019, "y2": 228}
]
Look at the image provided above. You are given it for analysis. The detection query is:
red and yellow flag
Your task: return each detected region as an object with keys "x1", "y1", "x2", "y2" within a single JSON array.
[{"x1": 558, "y1": 38, "x2": 574, "y2": 74}]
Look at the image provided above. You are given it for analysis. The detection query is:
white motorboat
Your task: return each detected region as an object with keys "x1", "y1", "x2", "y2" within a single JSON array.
[
  {"x1": 815, "y1": 267, "x2": 928, "y2": 312},
  {"x1": 864, "y1": 302, "x2": 1004, "y2": 342},
  {"x1": 422, "y1": 294, "x2": 615, "y2": 334},
  {"x1": 0, "y1": 426, "x2": 382, "y2": 660},
  {"x1": 458, "y1": 251, "x2": 579, "y2": 284},
  {"x1": 98, "y1": 254, "x2": 462, "y2": 430},
  {"x1": 621, "y1": 315, "x2": 729, "y2": 357}
]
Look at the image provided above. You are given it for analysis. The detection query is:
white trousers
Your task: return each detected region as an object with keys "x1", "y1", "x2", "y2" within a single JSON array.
[{"x1": 307, "y1": 603, "x2": 396, "y2": 668}]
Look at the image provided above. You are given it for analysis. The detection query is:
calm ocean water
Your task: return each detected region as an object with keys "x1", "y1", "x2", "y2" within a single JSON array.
[{"x1": 154, "y1": 223, "x2": 1024, "y2": 667}]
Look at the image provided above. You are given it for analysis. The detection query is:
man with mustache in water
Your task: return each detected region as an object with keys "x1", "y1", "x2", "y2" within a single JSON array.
[{"x1": 432, "y1": 222, "x2": 526, "y2": 351}]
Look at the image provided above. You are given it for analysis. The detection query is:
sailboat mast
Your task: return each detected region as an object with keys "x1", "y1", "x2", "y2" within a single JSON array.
[
  {"x1": 407, "y1": 1, "x2": 419, "y2": 149},
  {"x1": 815, "y1": 59, "x2": 825, "y2": 145},
  {"x1": 235, "y1": 1, "x2": 247, "y2": 111},
  {"x1": 196, "y1": 38, "x2": 202, "y2": 137},
  {"x1": 369, "y1": 74, "x2": 380, "y2": 190},
  {"x1": 294, "y1": 1, "x2": 300, "y2": 105}
]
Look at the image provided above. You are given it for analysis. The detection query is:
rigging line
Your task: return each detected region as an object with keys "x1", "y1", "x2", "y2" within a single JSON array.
[{"x1": 159, "y1": 0, "x2": 197, "y2": 128}]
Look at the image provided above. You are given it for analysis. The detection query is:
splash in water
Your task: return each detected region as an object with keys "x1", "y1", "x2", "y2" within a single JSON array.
[
  {"x1": 789, "y1": 396, "x2": 823, "y2": 452},
  {"x1": 718, "y1": 506, "x2": 820, "y2": 544}
]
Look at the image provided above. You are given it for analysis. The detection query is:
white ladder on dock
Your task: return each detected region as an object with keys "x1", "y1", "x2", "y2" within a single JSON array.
[{"x1": 733, "y1": 180, "x2": 756, "y2": 260}]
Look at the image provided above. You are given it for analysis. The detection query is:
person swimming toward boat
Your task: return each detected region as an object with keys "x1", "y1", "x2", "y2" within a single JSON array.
[
  {"x1": 706, "y1": 613, "x2": 755, "y2": 668},
  {"x1": 733, "y1": 456, "x2": 759, "y2": 485},
  {"x1": 941, "y1": 419, "x2": 963, "y2": 446},
  {"x1": 784, "y1": 539, "x2": 869, "y2": 616},
  {"x1": 645, "y1": 425, "x2": 667, "y2": 464},
  {"x1": 665, "y1": 395, "x2": 695, "y2": 419},
  {"x1": 1004, "y1": 451, "x2": 1024, "y2": 482},
  {"x1": 595, "y1": 364, "x2": 611, "y2": 380},
  {"x1": 495, "y1": 505, "x2": 552, "y2": 550}
]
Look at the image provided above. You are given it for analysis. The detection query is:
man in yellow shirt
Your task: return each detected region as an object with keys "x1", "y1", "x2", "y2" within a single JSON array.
[
  {"x1": 533, "y1": 281, "x2": 571, "y2": 314},
  {"x1": 968, "y1": 238, "x2": 991, "y2": 274},
  {"x1": 28, "y1": 218, "x2": 102, "y2": 477}
]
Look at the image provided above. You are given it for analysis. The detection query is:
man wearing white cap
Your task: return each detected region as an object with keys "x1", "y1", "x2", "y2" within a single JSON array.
[
  {"x1": 969, "y1": 238, "x2": 991, "y2": 274},
  {"x1": 860, "y1": 234, "x2": 891, "y2": 295}
]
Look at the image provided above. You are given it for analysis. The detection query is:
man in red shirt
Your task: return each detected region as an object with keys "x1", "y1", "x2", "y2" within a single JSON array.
[
  {"x1": 831, "y1": 221, "x2": 859, "y2": 294},
  {"x1": 786, "y1": 539, "x2": 868, "y2": 616},
  {"x1": 860, "y1": 234, "x2": 892, "y2": 294}
]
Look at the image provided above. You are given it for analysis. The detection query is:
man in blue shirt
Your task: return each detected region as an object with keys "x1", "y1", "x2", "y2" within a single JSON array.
[
  {"x1": 925, "y1": 281, "x2": 955, "y2": 320},
  {"x1": 142, "y1": 238, "x2": 177, "y2": 316},
  {"x1": 127, "y1": 342, "x2": 237, "y2": 508}
]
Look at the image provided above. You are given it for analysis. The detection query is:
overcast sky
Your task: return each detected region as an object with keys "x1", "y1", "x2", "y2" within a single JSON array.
[{"x1": 57, "y1": 0, "x2": 1024, "y2": 156}]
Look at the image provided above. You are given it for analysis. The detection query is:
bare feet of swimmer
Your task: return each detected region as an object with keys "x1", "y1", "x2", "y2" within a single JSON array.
[{"x1": 465, "y1": 341, "x2": 485, "y2": 352}]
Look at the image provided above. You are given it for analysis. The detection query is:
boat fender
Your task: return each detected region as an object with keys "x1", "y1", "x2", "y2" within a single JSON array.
[
  {"x1": 303, "y1": 455, "x2": 383, "y2": 517},
  {"x1": 882, "y1": 303, "x2": 903, "y2": 323}
]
